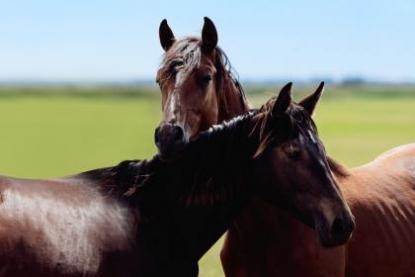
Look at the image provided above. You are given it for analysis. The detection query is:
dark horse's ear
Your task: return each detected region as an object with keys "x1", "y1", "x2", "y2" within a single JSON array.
[
  {"x1": 299, "y1": 82, "x2": 324, "y2": 116},
  {"x1": 253, "y1": 83, "x2": 292, "y2": 159},
  {"x1": 272, "y1": 82, "x2": 292, "y2": 117},
  {"x1": 159, "y1": 19, "x2": 176, "y2": 51},
  {"x1": 201, "y1": 17, "x2": 218, "y2": 53}
]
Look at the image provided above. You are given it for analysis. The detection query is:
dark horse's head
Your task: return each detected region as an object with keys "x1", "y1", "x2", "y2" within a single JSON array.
[
  {"x1": 155, "y1": 17, "x2": 248, "y2": 161},
  {"x1": 254, "y1": 83, "x2": 355, "y2": 247}
]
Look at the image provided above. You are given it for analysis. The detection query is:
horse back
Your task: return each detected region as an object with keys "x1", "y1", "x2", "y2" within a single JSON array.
[{"x1": 344, "y1": 143, "x2": 415, "y2": 276}]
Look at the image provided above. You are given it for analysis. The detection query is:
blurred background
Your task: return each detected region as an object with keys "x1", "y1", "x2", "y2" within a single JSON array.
[{"x1": 1, "y1": 1, "x2": 415, "y2": 276}]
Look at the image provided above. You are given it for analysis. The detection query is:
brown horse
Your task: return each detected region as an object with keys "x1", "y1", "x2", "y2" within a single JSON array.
[
  {"x1": 155, "y1": 17, "x2": 249, "y2": 160},
  {"x1": 0, "y1": 86, "x2": 354, "y2": 276},
  {"x1": 155, "y1": 18, "x2": 415, "y2": 277}
]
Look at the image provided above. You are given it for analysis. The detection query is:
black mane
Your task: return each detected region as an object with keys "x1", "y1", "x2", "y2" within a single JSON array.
[
  {"x1": 79, "y1": 110, "x2": 259, "y2": 208},
  {"x1": 76, "y1": 108, "x2": 263, "y2": 270}
]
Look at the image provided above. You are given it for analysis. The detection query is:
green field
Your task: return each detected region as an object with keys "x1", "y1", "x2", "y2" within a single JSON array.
[{"x1": 0, "y1": 85, "x2": 414, "y2": 276}]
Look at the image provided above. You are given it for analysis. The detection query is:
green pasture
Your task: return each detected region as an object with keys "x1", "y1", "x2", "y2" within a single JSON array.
[{"x1": 0, "y1": 85, "x2": 414, "y2": 276}]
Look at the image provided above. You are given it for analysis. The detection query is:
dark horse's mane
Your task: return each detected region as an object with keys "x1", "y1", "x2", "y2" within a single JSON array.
[
  {"x1": 80, "y1": 110, "x2": 259, "y2": 207},
  {"x1": 80, "y1": 95, "x2": 348, "y2": 208},
  {"x1": 159, "y1": 37, "x2": 249, "y2": 117},
  {"x1": 73, "y1": 109, "x2": 263, "y2": 275}
]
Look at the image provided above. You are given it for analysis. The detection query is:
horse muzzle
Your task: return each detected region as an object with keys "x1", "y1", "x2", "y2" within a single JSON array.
[
  {"x1": 155, "y1": 123, "x2": 187, "y2": 161},
  {"x1": 315, "y1": 210, "x2": 355, "y2": 248}
]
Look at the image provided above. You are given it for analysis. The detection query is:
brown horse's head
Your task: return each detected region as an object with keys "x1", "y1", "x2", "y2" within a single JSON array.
[
  {"x1": 254, "y1": 83, "x2": 355, "y2": 247},
  {"x1": 155, "y1": 17, "x2": 248, "y2": 161}
]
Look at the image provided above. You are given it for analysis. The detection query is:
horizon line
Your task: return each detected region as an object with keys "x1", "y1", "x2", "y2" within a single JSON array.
[{"x1": 1, "y1": 76, "x2": 415, "y2": 86}]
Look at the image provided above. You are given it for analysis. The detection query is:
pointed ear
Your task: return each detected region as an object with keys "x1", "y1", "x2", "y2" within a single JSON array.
[
  {"x1": 159, "y1": 19, "x2": 175, "y2": 51},
  {"x1": 272, "y1": 82, "x2": 292, "y2": 117},
  {"x1": 299, "y1": 82, "x2": 324, "y2": 115},
  {"x1": 201, "y1": 17, "x2": 218, "y2": 53}
]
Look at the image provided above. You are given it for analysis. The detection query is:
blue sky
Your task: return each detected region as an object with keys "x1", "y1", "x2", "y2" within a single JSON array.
[{"x1": 1, "y1": 0, "x2": 415, "y2": 82}]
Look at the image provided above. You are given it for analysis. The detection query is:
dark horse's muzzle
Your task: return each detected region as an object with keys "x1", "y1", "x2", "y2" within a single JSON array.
[
  {"x1": 315, "y1": 209, "x2": 355, "y2": 248},
  {"x1": 155, "y1": 123, "x2": 187, "y2": 161}
]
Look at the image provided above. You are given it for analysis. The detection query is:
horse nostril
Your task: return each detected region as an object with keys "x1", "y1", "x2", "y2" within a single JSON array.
[
  {"x1": 172, "y1": 125, "x2": 184, "y2": 142},
  {"x1": 154, "y1": 127, "x2": 161, "y2": 144},
  {"x1": 331, "y1": 216, "x2": 346, "y2": 236}
]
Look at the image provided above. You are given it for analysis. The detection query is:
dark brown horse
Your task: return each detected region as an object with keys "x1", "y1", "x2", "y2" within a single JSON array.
[
  {"x1": 0, "y1": 86, "x2": 354, "y2": 276},
  {"x1": 155, "y1": 18, "x2": 415, "y2": 276}
]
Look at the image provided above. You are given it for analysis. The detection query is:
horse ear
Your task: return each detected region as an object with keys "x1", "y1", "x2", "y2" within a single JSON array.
[
  {"x1": 201, "y1": 17, "x2": 218, "y2": 53},
  {"x1": 299, "y1": 82, "x2": 324, "y2": 115},
  {"x1": 272, "y1": 82, "x2": 292, "y2": 117},
  {"x1": 159, "y1": 19, "x2": 175, "y2": 51}
]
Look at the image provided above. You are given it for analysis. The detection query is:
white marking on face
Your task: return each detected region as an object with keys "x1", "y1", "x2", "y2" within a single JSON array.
[
  {"x1": 183, "y1": 120, "x2": 193, "y2": 141},
  {"x1": 168, "y1": 93, "x2": 177, "y2": 119}
]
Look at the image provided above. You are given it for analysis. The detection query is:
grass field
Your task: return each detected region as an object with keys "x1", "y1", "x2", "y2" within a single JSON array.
[{"x1": 0, "y1": 85, "x2": 414, "y2": 276}]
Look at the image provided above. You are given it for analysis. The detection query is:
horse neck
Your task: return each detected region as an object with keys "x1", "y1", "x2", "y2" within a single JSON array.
[
  {"x1": 86, "y1": 114, "x2": 261, "y2": 262},
  {"x1": 140, "y1": 111, "x2": 257, "y2": 261},
  {"x1": 216, "y1": 74, "x2": 250, "y2": 121},
  {"x1": 168, "y1": 112, "x2": 261, "y2": 260}
]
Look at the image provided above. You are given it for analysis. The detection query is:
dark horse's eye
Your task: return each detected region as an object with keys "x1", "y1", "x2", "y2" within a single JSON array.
[
  {"x1": 287, "y1": 145, "x2": 302, "y2": 160},
  {"x1": 201, "y1": 74, "x2": 212, "y2": 84}
]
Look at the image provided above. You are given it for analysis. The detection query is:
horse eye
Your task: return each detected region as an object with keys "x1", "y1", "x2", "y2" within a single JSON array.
[
  {"x1": 201, "y1": 74, "x2": 212, "y2": 84},
  {"x1": 173, "y1": 60, "x2": 184, "y2": 67},
  {"x1": 155, "y1": 79, "x2": 162, "y2": 89},
  {"x1": 287, "y1": 146, "x2": 302, "y2": 160},
  {"x1": 170, "y1": 60, "x2": 184, "y2": 73}
]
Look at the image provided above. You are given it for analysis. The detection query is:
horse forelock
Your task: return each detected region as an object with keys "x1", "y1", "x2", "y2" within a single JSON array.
[
  {"x1": 253, "y1": 100, "x2": 320, "y2": 158},
  {"x1": 160, "y1": 37, "x2": 200, "y2": 71},
  {"x1": 288, "y1": 105, "x2": 350, "y2": 177},
  {"x1": 251, "y1": 97, "x2": 278, "y2": 158},
  {"x1": 253, "y1": 100, "x2": 350, "y2": 176}
]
